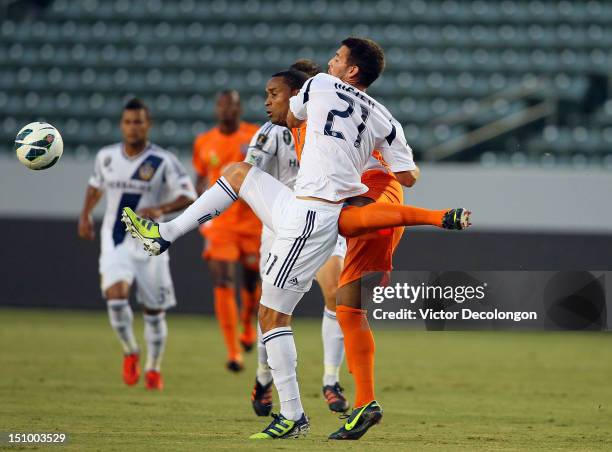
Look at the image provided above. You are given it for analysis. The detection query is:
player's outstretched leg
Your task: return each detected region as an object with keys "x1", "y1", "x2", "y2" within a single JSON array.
[
  {"x1": 338, "y1": 204, "x2": 472, "y2": 238},
  {"x1": 328, "y1": 400, "x2": 383, "y2": 440},
  {"x1": 107, "y1": 299, "x2": 140, "y2": 385},
  {"x1": 143, "y1": 310, "x2": 167, "y2": 390},
  {"x1": 251, "y1": 323, "x2": 273, "y2": 416},
  {"x1": 122, "y1": 170, "x2": 246, "y2": 255}
]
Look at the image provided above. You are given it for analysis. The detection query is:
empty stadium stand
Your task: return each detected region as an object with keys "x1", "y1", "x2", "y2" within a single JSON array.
[{"x1": 1, "y1": 0, "x2": 610, "y2": 163}]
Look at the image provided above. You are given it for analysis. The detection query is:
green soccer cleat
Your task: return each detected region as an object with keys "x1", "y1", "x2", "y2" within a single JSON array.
[
  {"x1": 442, "y1": 208, "x2": 471, "y2": 230},
  {"x1": 328, "y1": 400, "x2": 383, "y2": 440},
  {"x1": 249, "y1": 413, "x2": 310, "y2": 439},
  {"x1": 121, "y1": 207, "x2": 172, "y2": 256}
]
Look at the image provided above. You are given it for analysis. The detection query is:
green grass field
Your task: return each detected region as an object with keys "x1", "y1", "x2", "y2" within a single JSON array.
[{"x1": 1, "y1": 308, "x2": 611, "y2": 451}]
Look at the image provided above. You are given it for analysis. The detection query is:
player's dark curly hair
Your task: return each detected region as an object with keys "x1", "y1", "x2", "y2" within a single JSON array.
[
  {"x1": 289, "y1": 59, "x2": 321, "y2": 78},
  {"x1": 271, "y1": 70, "x2": 310, "y2": 91},
  {"x1": 123, "y1": 97, "x2": 151, "y2": 120},
  {"x1": 341, "y1": 37, "x2": 385, "y2": 87}
]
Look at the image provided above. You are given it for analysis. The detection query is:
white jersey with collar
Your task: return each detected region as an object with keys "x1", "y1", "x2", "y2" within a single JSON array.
[
  {"x1": 89, "y1": 142, "x2": 196, "y2": 248},
  {"x1": 245, "y1": 121, "x2": 300, "y2": 190},
  {"x1": 289, "y1": 72, "x2": 416, "y2": 201}
]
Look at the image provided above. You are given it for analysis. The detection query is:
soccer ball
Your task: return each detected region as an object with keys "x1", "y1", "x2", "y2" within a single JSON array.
[{"x1": 15, "y1": 122, "x2": 64, "y2": 170}]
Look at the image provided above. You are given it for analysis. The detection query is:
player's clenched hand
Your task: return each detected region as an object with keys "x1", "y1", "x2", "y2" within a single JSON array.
[
  {"x1": 137, "y1": 207, "x2": 163, "y2": 220},
  {"x1": 78, "y1": 214, "x2": 95, "y2": 240}
]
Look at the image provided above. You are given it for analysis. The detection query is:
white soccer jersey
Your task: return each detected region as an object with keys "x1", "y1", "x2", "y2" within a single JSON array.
[
  {"x1": 89, "y1": 142, "x2": 196, "y2": 248},
  {"x1": 244, "y1": 121, "x2": 300, "y2": 190},
  {"x1": 289, "y1": 73, "x2": 416, "y2": 201}
]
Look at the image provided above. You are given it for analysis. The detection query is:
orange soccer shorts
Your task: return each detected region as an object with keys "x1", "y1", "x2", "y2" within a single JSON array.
[
  {"x1": 201, "y1": 227, "x2": 261, "y2": 271},
  {"x1": 338, "y1": 170, "x2": 404, "y2": 288}
]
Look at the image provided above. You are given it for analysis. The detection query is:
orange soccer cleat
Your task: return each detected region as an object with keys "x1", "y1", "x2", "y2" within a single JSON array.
[
  {"x1": 144, "y1": 370, "x2": 164, "y2": 390},
  {"x1": 123, "y1": 353, "x2": 141, "y2": 386}
]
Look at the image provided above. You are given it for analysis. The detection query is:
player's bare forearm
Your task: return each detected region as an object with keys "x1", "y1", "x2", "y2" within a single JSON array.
[
  {"x1": 80, "y1": 185, "x2": 102, "y2": 217},
  {"x1": 138, "y1": 195, "x2": 194, "y2": 220},
  {"x1": 286, "y1": 111, "x2": 304, "y2": 129},
  {"x1": 394, "y1": 166, "x2": 420, "y2": 188},
  {"x1": 78, "y1": 185, "x2": 102, "y2": 240},
  {"x1": 159, "y1": 195, "x2": 194, "y2": 215}
]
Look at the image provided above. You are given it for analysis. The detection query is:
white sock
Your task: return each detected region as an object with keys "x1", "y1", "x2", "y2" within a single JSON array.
[
  {"x1": 322, "y1": 307, "x2": 344, "y2": 387},
  {"x1": 263, "y1": 327, "x2": 303, "y2": 421},
  {"x1": 143, "y1": 312, "x2": 168, "y2": 371},
  {"x1": 107, "y1": 299, "x2": 139, "y2": 354},
  {"x1": 159, "y1": 176, "x2": 237, "y2": 242},
  {"x1": 256, "y1": 323, "x2": 272, "y2": 385}
]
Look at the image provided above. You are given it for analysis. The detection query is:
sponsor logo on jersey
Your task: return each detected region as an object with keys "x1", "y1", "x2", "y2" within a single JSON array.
[{"x1": 289, "y1": 159, "x2": 299, "y2": 167}]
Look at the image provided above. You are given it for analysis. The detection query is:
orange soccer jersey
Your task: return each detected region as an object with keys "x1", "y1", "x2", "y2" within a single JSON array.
[{"x1": 193, "y1": 122, "x2": 262, "y2": 263}]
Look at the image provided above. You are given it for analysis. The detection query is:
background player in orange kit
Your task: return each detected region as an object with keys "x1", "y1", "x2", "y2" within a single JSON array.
[{"x1": 192, "y1": 90, "x2": 261, "y2": 372}]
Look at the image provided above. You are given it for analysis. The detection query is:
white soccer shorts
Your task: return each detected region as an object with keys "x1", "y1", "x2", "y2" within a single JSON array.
[
  {"x1": 99, "y1": 236, "x2": 176, "y2": 310},
  {"x1": 241, "y1": 166, "x2": 342, "y2": 314}
]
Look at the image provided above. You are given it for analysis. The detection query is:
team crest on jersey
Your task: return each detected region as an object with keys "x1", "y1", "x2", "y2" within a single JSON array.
[
  {"x1": 131, "y1": 155, "x2": 163, "y2": 181},
  {"x1": 283, "y1": 130, "x2": 292, "y2": 145},
  {"x1": 138, "y1": 162, "x2": 155, "y2": 181},
  {"x1": 256, "y1": 133, "x2": 268, "y2": 148},
  {"x1": 103, "y1": 156, "x2": 112, "y2": 167}
]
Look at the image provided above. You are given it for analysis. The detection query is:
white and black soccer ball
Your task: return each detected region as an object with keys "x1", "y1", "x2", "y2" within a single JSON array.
[{"x1": 15, "y1": 122, "x2": 64, "y2": 170}]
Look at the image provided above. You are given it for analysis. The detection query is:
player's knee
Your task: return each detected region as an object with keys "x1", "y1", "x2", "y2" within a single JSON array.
[
  {"x1": 258, "y1": 304, "x2": 291, "y2": 333},
  {"x1": 104, "y1": 281, "x2": 130, "y2": 300},
  {"x1": 222, "y1": 162, "x2": 252, "y2": 194},
  {"x1": 320, "y1": 283, "x2": 338, "y2": 308}
]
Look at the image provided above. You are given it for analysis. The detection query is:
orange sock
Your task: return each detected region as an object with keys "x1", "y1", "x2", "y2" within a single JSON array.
[
  {"x1": 213, "y1": 287, "x2": 241, "y2": 362},
  {"x1": 239, "y1": 286, "x2": 260, "y2": 345},
  {"x1": 339, "y1": 204, "x2": 448, "y2": 238},
  {"x1": 336, "y1": 305, "x2": 376, "y2": 407}
]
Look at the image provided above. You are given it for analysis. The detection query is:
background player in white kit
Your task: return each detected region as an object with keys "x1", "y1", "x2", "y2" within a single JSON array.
[
  {"x1": 245, "y1": 64, "x2": 349, "y2": 416},
  {"x1": 78, "y1": 99, "x2": 196, "y2": 390},
  {"x1": 122, "y1": 37, "x2": 416, "y2": 438}
]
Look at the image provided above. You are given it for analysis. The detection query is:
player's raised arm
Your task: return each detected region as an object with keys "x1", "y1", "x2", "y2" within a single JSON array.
[{"x1": 78, "y1": 153, "x2": 104, "y2": 240}]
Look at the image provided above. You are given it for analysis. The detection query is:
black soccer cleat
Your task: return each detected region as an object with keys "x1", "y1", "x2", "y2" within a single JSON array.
[
  {"x1": 328, "y1": 400, "x2": 383, "y2": 440},
  {"x1": 249, "y1": 413, "x2": 310, "y2": 439},
  {"x1": 251, "y1": 378, "x2": 273, "y2": 416},
  {"x1": 323, "y1": 383, "x2": 349, "y2": 413},
  {"x1": 442, "y1": 208, "x2": 471, "y2": 230},
  {"x1": 226, "y1": 360, "x2": 244, "y2": 373}
]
